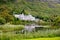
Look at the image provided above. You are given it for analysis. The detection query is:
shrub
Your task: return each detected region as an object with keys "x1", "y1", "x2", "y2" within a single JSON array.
[
  {"x1": 0, "y1": 17, "x2": 6, "y2": 25},
  {"x1": 0, "y1": 24, "x2": 24, "y2": 32}
]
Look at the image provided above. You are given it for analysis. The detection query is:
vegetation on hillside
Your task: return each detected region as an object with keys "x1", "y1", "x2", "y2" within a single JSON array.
[
  {"x1": 0, "y1": 0, "x2": 60, "y2": 27},
  {"x1": 0, "y1": 0, "x2": 60, "y2": 40}
]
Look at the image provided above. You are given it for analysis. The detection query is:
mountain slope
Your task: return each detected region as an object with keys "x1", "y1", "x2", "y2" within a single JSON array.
[{"x1": 0, "y1": 0, "x2": 60, "y2": 25}]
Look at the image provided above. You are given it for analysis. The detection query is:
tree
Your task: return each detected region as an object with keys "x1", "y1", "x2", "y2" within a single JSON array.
[
  {"x1": 0, "y1": 0, "x2": 16, "y2": 3},
  {"x1": 0, "y1": 17, "x2": 6, "y2": 25},
  {"x1": 0, "y1": 5, "x2": 14, "y2": 23}
]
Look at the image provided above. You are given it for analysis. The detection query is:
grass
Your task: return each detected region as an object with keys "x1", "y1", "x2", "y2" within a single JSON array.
[
  {"x1": 25, "y1": 37, "x2": 60, "y2": 40},
  {"x1": 0, "y1": 28, "x2": 60, "y2": 40},
  {"x1": 0, "y1": 24, "x2": 24, "y2": 32},
  {"x1": 0, "y1": 24, "x2": 60, "y2": 40},
  {"x1": 0, "y1": 33, "x2": 60, "y2": 40}
]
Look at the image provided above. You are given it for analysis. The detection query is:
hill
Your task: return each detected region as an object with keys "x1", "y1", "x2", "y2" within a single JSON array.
[{"x1": 0, "y1": 0, "x2": 60, "y2": 26}]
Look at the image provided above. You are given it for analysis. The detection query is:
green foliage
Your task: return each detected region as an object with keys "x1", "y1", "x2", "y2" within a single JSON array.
[
  {"x1": 0, "y1": 24, "x2": 24, "y2": 32},
  {"x1": 20, "y1": 28, "x2": 60, "y2": 38},
  {"x1": 0, "y1": 17, "x2": 6, "y2": 25},
  {"x1": 0, "y1": 5, "x2": 14, "y2": 23},
  {"x1": 0, "y1": 0, "x2": 60, "y2": 26},
  {"x1": 0, "y1": 0, "x2": 60, "y2": 40},
  {"x1": 0, "y1": 28, "x2": 60, "y2": 39},
  {"x1": 0, "y1": 0, "x2": 16, "y2": 4},
  {"x1": 12, "y1": 18, "x2": 35, "y2": 25}
]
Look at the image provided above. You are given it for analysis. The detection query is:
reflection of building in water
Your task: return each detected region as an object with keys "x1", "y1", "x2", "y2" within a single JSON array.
[
  {"x1": 21, "y1": 24, "x2": 49, "y2": 33},
  {"x1": 14, "y1": 13, "x2": 35, "y2": 21}
]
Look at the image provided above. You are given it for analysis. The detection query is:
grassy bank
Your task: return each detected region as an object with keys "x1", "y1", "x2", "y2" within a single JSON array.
[
  {"x1": 0, "y1": 24, "x2": 60, "y2": 40},
  {"x1": 25, "y1": 37, "x2": 60, "y2": 40},
  {"x1": 0, "y1": 33, "x2": 60, "y2": 40},
  {"x1": 0, "y1": 24, "x2": 24, "y2": 32}
]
